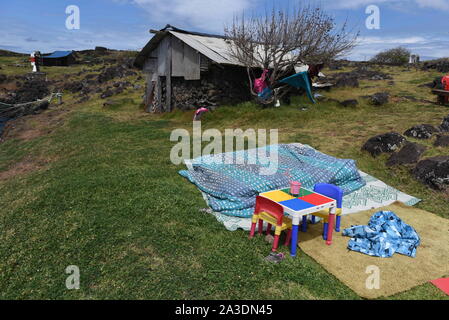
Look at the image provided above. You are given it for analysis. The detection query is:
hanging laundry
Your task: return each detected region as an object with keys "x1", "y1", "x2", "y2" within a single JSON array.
[
  {"x1": 278, "y1": 71, "x2": 316, "y2": 103},
  {"x1": 254, "y1": 69, "x2": 269, "y2": 94},
  {"x1": 257, "y1": 87, "x2": 273, "y2": 101}
]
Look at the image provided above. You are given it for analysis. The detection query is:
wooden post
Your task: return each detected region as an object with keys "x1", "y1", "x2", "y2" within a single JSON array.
[
  {"x1": 145, "y1": 73, "x2": 154, "y2": 113},
  {"x1": 156, "y1": 76, "x2": 162, "y2": 113},
  {"x1": 166, "y1": 36, "x2": 172, "y2": 112}
]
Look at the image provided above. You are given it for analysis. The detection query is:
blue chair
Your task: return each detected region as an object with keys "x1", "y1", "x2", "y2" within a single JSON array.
[{"x1": 310, "y1": 184, "x2": 344, "y2": 240}]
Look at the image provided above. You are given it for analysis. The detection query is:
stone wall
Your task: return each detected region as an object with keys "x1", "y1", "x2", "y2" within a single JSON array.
[{"x1": 170, "y1": 65, "x2": 251, "y2": 110}]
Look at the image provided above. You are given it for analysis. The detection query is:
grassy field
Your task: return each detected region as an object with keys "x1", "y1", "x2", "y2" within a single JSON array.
[{"x1": 0, "y1": 59, "x2": 448, "y2": 299}]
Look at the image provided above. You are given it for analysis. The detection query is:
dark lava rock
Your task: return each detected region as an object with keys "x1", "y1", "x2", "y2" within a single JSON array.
[
  {"x1": 434, "y1": 135, "x2": 449, "y2": 147},
  {"x1": 97, "y1": 65, "x2": 136, "y2": 83},
  {"x1": 386, "y1": 142, "x2": 426, "y2": 166},
  {"x1": 362, "y1": 132, "x2": 406, "y2": 157},
  {"x1": 2, "y1": 79, "x2": 50, "y2": 104},
  {"x1": 340, "y1": 99, "x2": 358, "y2": 107},
  {"x1": 100, "y1": 86, "x2": 123, "y2": 99},
  {"x1": 413, "y1": 156, "x2": 449, "y2": 190},
  {"x1": 422, "y1": 59, "x2": 449, "y2": 73},
  {"x1": 404, "y1": 124, "x2": 439, "y2": 139},
  {"x1": 63, "y1": 81, "x2": 84, "y2": 93},
  {"x1": 100, "y1": 89, "x2": 114, "y2": 99},
  {"x1": 369, "y1": 92, "x2": 389, "y2": 105},
  {"x1": 439, "y1": 114, "x2": 449, "y2": 132},
  {"x1": 333, "y1": 74, "x2": 359, "y2": 88}
]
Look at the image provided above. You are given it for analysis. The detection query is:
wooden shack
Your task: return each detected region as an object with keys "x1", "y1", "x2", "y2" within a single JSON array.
[{"x1": 134, "y1": 25, "x2": 252, "y2": 113}]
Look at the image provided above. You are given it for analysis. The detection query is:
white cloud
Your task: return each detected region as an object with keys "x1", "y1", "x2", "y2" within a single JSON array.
[
  {"x1": 416, "y1": 0, "x2": 449, "y2": 10},
  {"x1": 348, "y1": 35, "x2": 449, "y2": 60},
  {"x1": 325, "y1": 0, "x2": 395, "y2": 10},
  {"x1": 358, "y1": 36, "x2": 426, "y2": 44},
  {"x1": 129, "y1": 0, "x2": 254, "y2": 33},
  {"x1": 325, "y1": 0, "x2": 449, "y2": 11}
]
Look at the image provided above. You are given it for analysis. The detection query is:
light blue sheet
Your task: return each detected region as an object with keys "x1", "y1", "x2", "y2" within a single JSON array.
[{"x1": 179, "y1": 144, "x2": 366, "y2": 218}]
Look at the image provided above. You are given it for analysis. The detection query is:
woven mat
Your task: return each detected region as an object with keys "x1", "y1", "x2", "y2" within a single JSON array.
[{"x1": 297, "y1": 202, "x2": 449, "y2": 299}]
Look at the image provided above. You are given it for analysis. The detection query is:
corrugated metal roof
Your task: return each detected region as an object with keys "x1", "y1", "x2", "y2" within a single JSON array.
[
  {"x1": 44, "y1": 51, "x2": 73, "y2": 59},
  {"x1": 134, "y1": 25, "x2": 299, "y2": 69},
  {"x1": 169, "y1": 31, "x2": 242, "y2": 66}
]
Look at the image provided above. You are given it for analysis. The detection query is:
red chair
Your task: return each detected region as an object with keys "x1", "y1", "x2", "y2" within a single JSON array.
[{"x1": 249, "y1": 196, "x2": 293, "y2": 252}]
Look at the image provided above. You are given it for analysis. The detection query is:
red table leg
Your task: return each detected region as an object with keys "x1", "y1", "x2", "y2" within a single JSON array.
[{"x1": 326, "y1": 212, "x2": 335, "y2": 246}]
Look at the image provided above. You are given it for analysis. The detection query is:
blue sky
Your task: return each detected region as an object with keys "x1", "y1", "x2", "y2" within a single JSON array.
[{"x1": 1, "y1": 0, "x2": 448, "y2": 60}]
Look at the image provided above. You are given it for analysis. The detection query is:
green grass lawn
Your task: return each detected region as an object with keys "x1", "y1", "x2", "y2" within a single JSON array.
[{"x1": 1, "y1": 63, "x2": 448, "y2": 299}]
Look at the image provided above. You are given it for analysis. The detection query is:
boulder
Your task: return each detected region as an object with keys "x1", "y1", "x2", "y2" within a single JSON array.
[
  {"x1": 369, "y1": 92, "x2": 389, "y2": 105},
  {"x1": 362, "y1": 132, "x2": 406, "y2": 157},
  {"x1": 100, "y1": 89, "x2": 114, "y2": 99},
  {"x1": 97, "y1": 65, "x2": 136, "y2": 83},
  {"x1": 413, "y1": 156, "x2": 449, "y2": 190},
  {"x1": 439, "y1": 114, "x2": 449, "y2": 132},
  {"x1": 404, "y1": 124, "x2": 439, "y2": 139},
  {"x1": 340, "y1": 99, "x2": 358, "y2": 107},
  {"x1": 422, "y1": 59, "x2": 449, "y2": 73},
  {"x1": 434, "y1": 135, "x2": 449, "y2": 147},
  {"x1": 334, "y1": 75, "x2": 359, "y2": 88},
  {"x1": 63, "y1": 81, "x2": 84, "y2": 93},
  {"x1": 386, "y1": 142, "x2": 426, "y2": 166}
]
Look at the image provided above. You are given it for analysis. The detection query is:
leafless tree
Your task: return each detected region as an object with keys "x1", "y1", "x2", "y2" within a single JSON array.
[{"x1": 224, "y1": 4, "x2": 358, "y2": 101}]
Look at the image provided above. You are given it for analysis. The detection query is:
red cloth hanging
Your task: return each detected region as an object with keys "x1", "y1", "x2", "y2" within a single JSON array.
[
  {"x1": 442, "y1": 76, "x2": 449, "y2": 91},
  {"x1": 254, "y1": 69, "x2": 269, "y2": 94}
]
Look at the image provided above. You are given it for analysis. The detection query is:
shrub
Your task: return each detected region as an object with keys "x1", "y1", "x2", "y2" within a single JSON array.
[{"x1": 370, "y1": 47, "x2": 411, "y2": 65}]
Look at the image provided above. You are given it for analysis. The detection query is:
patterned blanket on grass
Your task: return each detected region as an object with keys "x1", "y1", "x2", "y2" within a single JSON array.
[
  {"x1": 179, "y1": 143, "x2": 366, "y2": 218},
  {"x1": 343, "y1": 211, "x2": 421, "y2": 258}
]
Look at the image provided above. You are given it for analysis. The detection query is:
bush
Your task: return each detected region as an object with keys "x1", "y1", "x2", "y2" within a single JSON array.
[{"x1": 370, "y1": 47, "x2": 411, "y2": 65}]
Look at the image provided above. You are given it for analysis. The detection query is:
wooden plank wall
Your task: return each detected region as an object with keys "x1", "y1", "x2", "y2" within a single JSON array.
[
  {"x1": 183, "y1": 44, "x2": 200, "y2": 80},
  {"x1": 171, "y1": 37, "x2": 184, "y2": 77}
]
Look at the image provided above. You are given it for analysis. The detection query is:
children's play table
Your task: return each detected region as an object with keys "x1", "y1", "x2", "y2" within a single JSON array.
[{"x1": 259, "y1": 187, "x2": 337, "y2": 257}]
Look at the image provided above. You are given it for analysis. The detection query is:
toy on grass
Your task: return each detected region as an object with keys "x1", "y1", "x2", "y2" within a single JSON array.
[
  {"x1": 249, "y1": 196, "x2": 292, "y2": 252},
  {"x1": 193, "y1": 107, "x2": 208, "y2": 121}
]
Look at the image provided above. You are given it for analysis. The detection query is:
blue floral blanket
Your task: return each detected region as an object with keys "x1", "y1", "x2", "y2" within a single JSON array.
[
  {"x1": 179, "y1": 143, "x2": 365, "y2": 217},
  {"x1": 343, "y1": 211, "x2": 420, "y2": 258}
]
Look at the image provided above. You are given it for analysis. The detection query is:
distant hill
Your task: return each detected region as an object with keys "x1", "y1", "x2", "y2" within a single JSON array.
[{"x1": 0, "y1": 49, "x2": 27, "y2": 57}]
